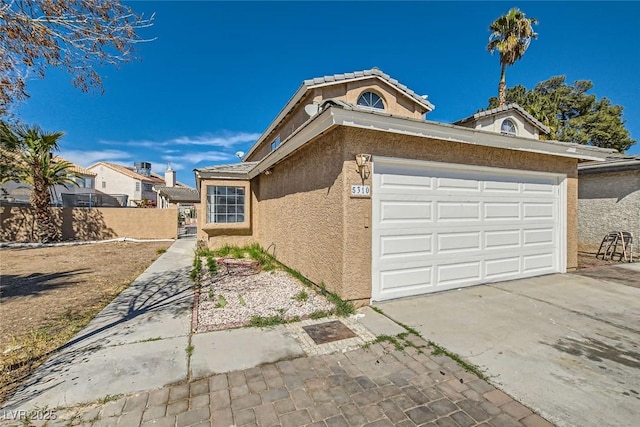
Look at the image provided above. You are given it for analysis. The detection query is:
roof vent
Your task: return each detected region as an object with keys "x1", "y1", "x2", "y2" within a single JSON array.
[{"x1": 134, "y1": 162, "x2": 152, "y2": 177}]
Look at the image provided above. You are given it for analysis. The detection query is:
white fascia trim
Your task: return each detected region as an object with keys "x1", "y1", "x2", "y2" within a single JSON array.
[
  {"x1": 247, "y1": 108, "x2": 336, "y2": 179},
  {"x1": 578, "y1": 159, "x2": 640, "y2": 170},
  {"x1": 244, "y1": 84, "x2": 307, "y2": 160},
  {"x1": 331, "y1": 108, "x2": 613, "y2": 162}
]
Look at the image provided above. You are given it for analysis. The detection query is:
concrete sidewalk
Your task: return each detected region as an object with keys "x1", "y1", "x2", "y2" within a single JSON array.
[
  {"x1": 2, "y1": 240, "x2": 403, "y2": 413},
  {"x1": 4, "y1": 238, "x2": 197, "y2": 411}
]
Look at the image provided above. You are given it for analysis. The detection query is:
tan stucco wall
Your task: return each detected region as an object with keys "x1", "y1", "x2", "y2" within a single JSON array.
[
  {"x1": 202, "y1": 126, "x2": 579, "y2": 302},
  {"x1": 253, "y1": 129, "x2": 347, "y2": 296},
  {"x1": 0, "y1": 205, "x2": 178, "y2": 242},
  {"x1": 246, "y1": 78, "x2": 427, "y2": 162},
  {"x1": 578, "y1": 170, "x2": 640, "y2": 255}
]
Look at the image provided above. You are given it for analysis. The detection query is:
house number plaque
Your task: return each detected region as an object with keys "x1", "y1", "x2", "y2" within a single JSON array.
[{"x1": 350, "y1": 185, "x2": 371, "y2": 198}]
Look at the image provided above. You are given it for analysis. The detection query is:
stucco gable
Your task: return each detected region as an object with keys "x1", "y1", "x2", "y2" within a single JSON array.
[
  {"x1": 244, "y1": 68, "x2": 434, "y2": 161},
  {"x1": 455, "y1": 104, "x2": 550, "y2": 136}
]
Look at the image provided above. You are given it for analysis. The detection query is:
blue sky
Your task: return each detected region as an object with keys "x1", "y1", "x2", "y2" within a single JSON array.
[{"x1": 15, "y1": 1, "x2": 640, "y2": 188}]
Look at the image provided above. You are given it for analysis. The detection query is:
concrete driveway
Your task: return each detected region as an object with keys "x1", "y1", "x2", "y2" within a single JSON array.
[{"x1": 376, "y1": 265, "x2": 640, "y2": 427}]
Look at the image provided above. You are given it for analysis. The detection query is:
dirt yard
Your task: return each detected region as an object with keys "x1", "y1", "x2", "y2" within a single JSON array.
[{"x1": 0, "y1": 240, "x2": 171, "y2": 404}]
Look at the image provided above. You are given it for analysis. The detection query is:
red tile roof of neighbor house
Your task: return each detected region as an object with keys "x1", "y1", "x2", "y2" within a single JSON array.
[
  {"x1": 51, "y1": 156, "x2": 96, "y2": 176},
  {"x1": 0, "y1": 150, "x2": 96, "y2": 176},
  {"x1": 89, "y1": 162, "x2": 166, "y2": 183}
]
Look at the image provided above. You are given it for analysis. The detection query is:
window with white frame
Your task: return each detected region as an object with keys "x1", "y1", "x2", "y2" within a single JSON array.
[
  {"x1": 270, "y1": 136, "x2": 281, "y2": 152},
  {"x1": 207, "y1": 186, "x2": 246, "y2": 223},
  {"x1": 135, "y1": 182, "x2": 141, "y2": 191},
  {"x1": 501, "y1": 119, "x2": 517, "y2": 136},
  {"x1": 357, "y1": 91, "x2": 385, "y2": 110}
]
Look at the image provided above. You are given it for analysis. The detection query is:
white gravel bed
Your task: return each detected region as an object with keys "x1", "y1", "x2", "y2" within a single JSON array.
[{"x1": 196, "y1": 265, "x2": 336, "y2": 332}]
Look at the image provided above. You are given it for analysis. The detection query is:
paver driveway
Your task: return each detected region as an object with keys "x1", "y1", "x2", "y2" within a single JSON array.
[
  {"x1": 37, "y1": 338, "x2": 550, "y2": 427},
  {"x1": 377, "y1": 266, "x2": 640, "y2": 427}
]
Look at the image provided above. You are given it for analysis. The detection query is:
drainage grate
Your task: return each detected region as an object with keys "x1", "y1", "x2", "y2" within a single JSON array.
[{"x1": 302, "y1": 320, "x2": 358, "y2": 344}]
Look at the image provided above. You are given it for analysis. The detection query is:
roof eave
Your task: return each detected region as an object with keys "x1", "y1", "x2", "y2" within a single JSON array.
[{"x1": 578, "y1": 160, "x2": 640, "y2": 174}]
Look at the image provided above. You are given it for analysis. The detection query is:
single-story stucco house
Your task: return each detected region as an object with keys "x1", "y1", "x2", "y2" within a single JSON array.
[
  {"x1": 195, "y1": 68, "x2": 613, "y2": 304},
  {"x1": 578, "y1": 155, "x2": 639, "y2": 256}
]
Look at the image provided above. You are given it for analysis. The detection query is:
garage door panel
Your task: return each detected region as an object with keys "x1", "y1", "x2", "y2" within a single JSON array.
[
  {"x1": 380, "y1": 201, "x2": 432, "y2": 223},
  {"x1": 436, "y1": 177, "x2": 480, "y2": 191},
  {"x1": 380, "y1": 234, "x2": 432, "y2": 259},
  {"x1": 485, "y1": 257, "x2": 521, "y2": 279},
  {"x1": 523, "y1": 202, "x2": 555, "y2": 219},
  {"x1": 523, "y1": 253, "x2": 555, "y2": 273},
  {"x1": 523, "y1": 228, "x2": 555, "y2": 246},
  {"x1": 523, "y1": 182, "x2": 556, "y2": 194},
  {"x1": 380, "y1": 173, "x2": 432, "y2": 190},
  {"x1": 484, "y1": 202, "x2": 520, "y2": 220},
  {"x1": 485, "y1": 229, "x2": 521, "y2": 249},
  {"x1": 483, "y1": 180, "x2": 520, "y2": 193},
  {"x1": 437, "y1": 261, "x2": 481, "y2": 285},
  {"x1": 372, "y1": 159, "x2": 565, "y2": 301},
  {"x1": 437, "y1": 202, "x2": 480, "y2": 221},
  {"x1": 380, "y1": 267, "x2": 432, "y2": 293},
  {"x1": 437, "y1": 232, "x2": 481, "y2": 253}
]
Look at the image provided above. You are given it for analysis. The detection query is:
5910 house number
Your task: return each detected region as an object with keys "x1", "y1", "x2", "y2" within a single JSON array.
[{"x1": 350, "y1": 185, "x2": 371, "y2": 198}]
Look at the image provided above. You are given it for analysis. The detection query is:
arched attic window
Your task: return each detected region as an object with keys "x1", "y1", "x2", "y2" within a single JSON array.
[
  {"x1": 357, "y1": 91, "x2": 385, "y2": 110},
  {"x1": 501, "y1": 119, "x2": 517, "y2": 136}
]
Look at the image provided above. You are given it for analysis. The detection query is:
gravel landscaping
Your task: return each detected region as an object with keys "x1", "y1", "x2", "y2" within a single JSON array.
[{"x1": 195, "y1": 259, "x2": 336, "y2": 332}]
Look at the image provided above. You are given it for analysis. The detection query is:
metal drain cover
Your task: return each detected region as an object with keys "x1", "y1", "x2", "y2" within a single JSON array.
[{"x1": 302, "y1": 320, "x2": 357, "y2": 344}]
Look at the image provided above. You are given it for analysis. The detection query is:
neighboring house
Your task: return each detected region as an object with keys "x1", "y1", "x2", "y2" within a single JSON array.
[
  {"x1": 0, "y1": 156, "x2": 104, "y2": 206},
  {"x1": 454, "y1": 103, "x2": 550, "y2": 140},
  {"x1": 88, "y1": 162, "x2": 165, "y2": 207},
  {"x1": 578, "y1": 155, "x2": 640, "y2": 255},
  {"x1": 155, "y1": 166, "x2": 200, "y2": 224},
  {"x1": 194, "y1": 68, "x2": 612, "y2": 304}
]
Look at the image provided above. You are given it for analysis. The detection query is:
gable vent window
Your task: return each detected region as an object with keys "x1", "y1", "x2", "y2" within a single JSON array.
[
  {"x1": 501, "y1": 119, "x2": 517, "y2": 136},
  {"x1": 357, "y1": 92, "x2": 385, "y2": 110},
  {"x1": 270, "y1": 136, "x2": 280, "y2": 152}
]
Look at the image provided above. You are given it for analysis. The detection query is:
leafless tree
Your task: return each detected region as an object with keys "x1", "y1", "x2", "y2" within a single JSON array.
[{"x1": 0, "y1": 0, "x2": 154, "y2": 113}]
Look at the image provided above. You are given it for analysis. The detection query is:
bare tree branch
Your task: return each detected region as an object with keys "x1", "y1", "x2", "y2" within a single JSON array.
[{"x1": 0, "y1": 0, "x2": 155, "y2": 114}]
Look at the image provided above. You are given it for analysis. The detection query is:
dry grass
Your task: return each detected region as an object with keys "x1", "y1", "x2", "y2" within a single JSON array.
[{"x1": 0, "y1": 241, "x2": 171, "y2": 404}]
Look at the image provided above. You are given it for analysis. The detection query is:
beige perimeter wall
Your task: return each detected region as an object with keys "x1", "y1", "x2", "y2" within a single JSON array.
[
  {"x1": 0, "y1": 205, "x2": 178, "y2": 242},
  {"x1": 204, "y1": 126, "x2": 579, "y2": 303},
  {"x1": 578, "y1": 170, "x2": 640, "y2": 254}
]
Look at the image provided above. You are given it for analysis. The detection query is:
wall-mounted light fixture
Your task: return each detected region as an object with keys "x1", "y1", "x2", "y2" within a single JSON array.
[{"x1": 355, "y1": 154, "x2": 371, "y2": 180}]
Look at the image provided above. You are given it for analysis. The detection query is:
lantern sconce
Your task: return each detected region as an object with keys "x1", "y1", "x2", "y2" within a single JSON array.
[{"x1": 355, "y1": 154, "x2": 371, "y2": 180}]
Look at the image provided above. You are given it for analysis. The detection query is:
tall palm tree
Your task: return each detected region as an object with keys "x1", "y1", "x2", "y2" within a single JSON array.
[
  {"x1": 488, "y1": 8, "x2": 538, "y2": 106},
  {"x1": 1, "y1": 123, "x2": 78, "y2": 242}
]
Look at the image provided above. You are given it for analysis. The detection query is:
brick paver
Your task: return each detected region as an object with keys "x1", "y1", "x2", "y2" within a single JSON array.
[{"x1": 36, "y1": 338, "x2": 553, "y2": 426}]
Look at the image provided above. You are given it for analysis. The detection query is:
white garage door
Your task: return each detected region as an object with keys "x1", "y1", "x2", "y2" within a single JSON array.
[{"x1": 372, "y1": 157, "x2": 566, "y2": 301}]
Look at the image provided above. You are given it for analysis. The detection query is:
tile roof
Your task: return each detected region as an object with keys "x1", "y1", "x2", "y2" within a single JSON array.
[
  {"x1": 454, "y1": 103, "x2": 551, "y2": 134},
  {"x1": 195, "y1": 162, "x2": 259, "y2": 174},
  {"x1": 303, "y1": 68, "x2": 435, "y2": 111},
  {"x1": 51, "y1": 156, "x2": 96, "y2": 176},
  {"x1": 89, "y1": 162, "x2": 165, "y2": 183},
  {"x1": 578, "y1": 154, "x2": 640, "y2": 173},
  {"x1": 155, "y1": 186, "x2": 200, "y2": 203}
]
